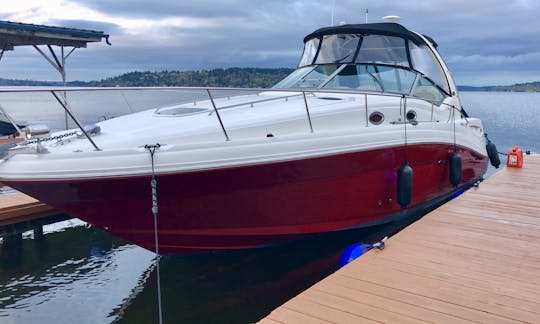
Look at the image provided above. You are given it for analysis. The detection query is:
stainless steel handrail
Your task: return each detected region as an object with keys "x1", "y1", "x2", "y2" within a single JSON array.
[
  {"x1": 0, "y1": 86, "x2": 436, "y2": 98},
  {"x1": 302, "y1": 91, "x2": 314, "y2": 133},
  {"x1": 208, "y1": 93, "x2": 305, "y2": 115},
  {"x1": 206, "y1": 89, "x2": 229, "y2": 141},
  {"x1": 50, "y1": 91, "x2": 101, "y2": 151},
  {"x1": 0, "y1": 86, "x2": 450, "y2": 151}
]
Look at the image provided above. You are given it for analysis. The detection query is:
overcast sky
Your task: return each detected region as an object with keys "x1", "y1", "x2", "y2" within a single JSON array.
[{"x1": 0, "y1": 0, "x2": 538, "y2": 86}]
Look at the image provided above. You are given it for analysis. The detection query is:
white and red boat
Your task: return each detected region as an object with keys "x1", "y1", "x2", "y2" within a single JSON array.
[{"x1": 0, "y1": 23, "x2": 493, "y2": 254}]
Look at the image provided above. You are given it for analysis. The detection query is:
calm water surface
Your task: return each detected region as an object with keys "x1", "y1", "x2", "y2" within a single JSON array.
[
  {"x1": 1, "y1": 219, "x2": 402, "y2": 323},
  {"x1": 460, "y1": 92, "x2": 539, "y2": 154},
  {"x1": 0, "y1": 91, "x2": 538, "y2": 323}
]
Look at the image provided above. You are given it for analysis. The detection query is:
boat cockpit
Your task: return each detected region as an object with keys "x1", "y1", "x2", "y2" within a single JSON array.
[{"x1": 273, "y1": 23, "x2": 453, "y2": 104}]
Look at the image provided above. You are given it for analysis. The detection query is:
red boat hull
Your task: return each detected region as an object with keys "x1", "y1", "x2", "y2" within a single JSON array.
[{"x1": 4, "y1": 144, "x2": 487, "y2": 254}]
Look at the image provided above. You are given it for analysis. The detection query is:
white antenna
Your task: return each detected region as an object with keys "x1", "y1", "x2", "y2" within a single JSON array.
[
  {"x1": 331, "y1": 0, "x2": 336, "y2": 26},
  {"x1": 365, "y1": 9, "x2": 369, "y2": 23}
]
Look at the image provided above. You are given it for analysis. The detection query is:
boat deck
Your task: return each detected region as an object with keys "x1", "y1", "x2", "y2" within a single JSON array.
[{"x1": 259, "y1": 153, "x2": 540, "y2": 323}]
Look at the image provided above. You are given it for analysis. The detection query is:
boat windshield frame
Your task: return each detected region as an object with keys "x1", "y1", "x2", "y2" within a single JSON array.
[
  {"x1": 294, "y1": 25, "x2": 452, "y2": 97},
  {"x1": 273, "y1": 62, "x2": 448, "y2": 104}
]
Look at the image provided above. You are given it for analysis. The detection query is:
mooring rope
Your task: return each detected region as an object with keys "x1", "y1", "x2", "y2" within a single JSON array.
[
  {"x1": 371, "y1": 236, "x2": 388, "y2": 250},
  {"x1": 401, "y1": 95, "x2": 408, "y2": 161},
  {"x1": 452, "y1": 106, "x2": 457, "y2": 151},
  {"x1": 145, "y1": 143, "x2": 163, "y2": 324},
  {"x1": 497, "y1": 149, "x2": 532, "y2": 156}
]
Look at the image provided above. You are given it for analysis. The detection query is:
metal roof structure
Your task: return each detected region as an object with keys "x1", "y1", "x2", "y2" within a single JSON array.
[
  {"x1": 0, "y1": 20, "x2": 110, "y2": 68},
  {"x1": 0, "y1": 20, "x2": 110, "y2": 130},
  {"x1": 0, "y1": 20, "x2": 110, "y2": 53}
]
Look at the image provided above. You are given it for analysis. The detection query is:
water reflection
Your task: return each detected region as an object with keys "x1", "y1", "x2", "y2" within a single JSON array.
[
  {"x1": 1, "y1": 214, "x2": 417, "y2": 323},
  {"x1": 114, "y1": 219, "x2": 414, "y2": 323},
  {"x1": 0, "y1": 223, "x2": 154, "y2": 323}
]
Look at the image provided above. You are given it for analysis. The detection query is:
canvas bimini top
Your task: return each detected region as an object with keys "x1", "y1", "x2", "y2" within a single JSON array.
[
  {"x1": 299, "y1": 22, "x2": 440, "y2": 69},
  {"x1": 303, "y1": 22, "x2": 432, "y2": 45},
  {"x1": 274, "y1": 22, "x2": 455, "y2": 102}
]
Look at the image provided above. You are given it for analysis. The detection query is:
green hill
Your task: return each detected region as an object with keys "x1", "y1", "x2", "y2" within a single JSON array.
[
  {"x1": 0, "y1": 78, "x2": 88, "y2": 87},
  {"x1": 87, "y1": 68, "x2": 294, "y2": 88},
  {"x1": 1, "y1": 67, "x2": 539, "y2": 91},
  {"x1": 458, "y1": 82, "x2": 540, "y2": 92}
]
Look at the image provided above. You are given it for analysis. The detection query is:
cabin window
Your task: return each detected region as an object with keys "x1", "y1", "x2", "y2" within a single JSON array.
[
  {"x1": 409, "y1": 41, "x2": 450, "y2": 94},
  {"x1": 355, "y1": 36, "x2": 409, "y2": 67},
  {"x1": 299, "y1": 38, "x2": 320, "y2": 67},
  {"x1": 315, "y1": 34, "x2": 360, "y2": 65}
]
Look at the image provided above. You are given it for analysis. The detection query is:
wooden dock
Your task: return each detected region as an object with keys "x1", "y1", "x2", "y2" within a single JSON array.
[
  {"x1": 1, "y1": 139, "x2": 62, "y2": 232},
  {"x1": 0, "y1": 192, "x2": 58, "y2": 227},
  {"x1": 259, "y1": 154, "x2": 540, "y2": 323}
]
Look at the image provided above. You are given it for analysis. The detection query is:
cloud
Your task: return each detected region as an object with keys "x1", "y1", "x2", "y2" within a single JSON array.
[
  {"x1": 1, "y1": 0, "x2": 539, "y2": 85},
  {"x1": 73, "y1": 0, "x2": 255, "y2": 19},
  {"x1": 48, "y1": 19, "x2": 121, "y2": 34},
  {"x1": 445, "y1": 52, "x2": 540, "y2": 85},
  {"x1": 447, "y1": 52, "x2": 540, "y2": 67}
]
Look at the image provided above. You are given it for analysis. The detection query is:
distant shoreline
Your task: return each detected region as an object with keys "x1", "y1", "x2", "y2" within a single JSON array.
[
  {"x1": 1, "y1": 68, "x2": 539, "y2": 92},
  {"x1": 458, "y1": 83, "x2": 540, "y2": 92}
]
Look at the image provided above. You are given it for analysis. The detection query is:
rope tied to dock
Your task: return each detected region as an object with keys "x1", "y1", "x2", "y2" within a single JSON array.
[
  {"x1": 372, "y1": 236, "x2": 388, "y2": 250},
  {"x1": 497, "y1": 149, "x2": 532, "y2": 156},
  {"x1": 145, "y1": 143, "x2": 163, "y2": 324}
]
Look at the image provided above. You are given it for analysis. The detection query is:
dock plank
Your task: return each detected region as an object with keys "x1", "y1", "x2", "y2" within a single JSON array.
[
  {"x1": 339, "y1": 260, "x2": 539, "y2": 322},
  {"x1": 299, "y1": 289, "x2": 430, "y2": 324},
  {"x1": 259, "y1": 154, "x2": 540, "y2": 323},
  {"x1": 311, "y1": 281, "x2": 473, "y2": 324},
  {"x1": 0, "y1": 192, "x2": 59, "y2": 227},
  {"x1": 280, "y1": 297, "x2": 382, "y2": 323},
  {"x1": 324, "y1": 275, "x2": 522, "y2": 324}
]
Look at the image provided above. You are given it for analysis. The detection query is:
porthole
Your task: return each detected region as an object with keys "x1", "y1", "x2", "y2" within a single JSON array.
[
  {"x1": 369, "y1": 111, "x2": 384, "y2": 125},
  {"x1": 406, "y1": 110, "x2": 417, "y2": 121}
]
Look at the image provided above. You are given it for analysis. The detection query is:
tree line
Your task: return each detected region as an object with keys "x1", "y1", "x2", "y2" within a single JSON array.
[
  {"x1": 0, "y1": 67, "x2": 294, "y2": 88},
  {"x1": 458, "y1": 82, "x2": 540, "y2": 92},
  {"x1": 88, "y1": 68, "x2": 294, "y2": 88},
  {"x1": 1, "y1": 68, "x2": 539, "y2": 91}
]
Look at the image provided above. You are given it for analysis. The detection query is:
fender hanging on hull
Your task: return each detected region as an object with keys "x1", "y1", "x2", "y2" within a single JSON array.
[
  {"x1": 397, "y1": 161, "x2": 413, "y2": 207},
  {"x1": 449, "y1": 151, "x2": 462, "y2": 187},
  {"x1": 486, "y1": 138, "x2": 500, "y2": 168}
]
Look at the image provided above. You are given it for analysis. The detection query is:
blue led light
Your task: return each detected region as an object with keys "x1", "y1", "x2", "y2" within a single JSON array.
[
  {"x1": 339, "y1": 243, "x2": 372, "y2": 267},
  {"x1": 452, "y1": 189, "x2": 465, "y2": 199}
]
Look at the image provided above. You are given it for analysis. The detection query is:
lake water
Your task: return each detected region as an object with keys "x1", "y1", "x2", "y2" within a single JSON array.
[
  {"x1": 460, "y1": 92, "x2": 539, "y2": 155},
  {"x1": 0, "y1": 91, "x2": 538, "y2": 323}
]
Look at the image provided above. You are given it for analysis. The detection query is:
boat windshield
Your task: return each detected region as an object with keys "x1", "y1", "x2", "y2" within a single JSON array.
[
  {"x1": 274, "y1": 32, "x2": 449, "y2": 102},
  {"x1": 322, "y1": 64, "x2": 416, "y2": 93},
  {"x1": 274, "y1": 64, "x2": 340, "y2": 89},
  {"x1": 273, "y1": 63, "x2": 446, "y2": 103}
]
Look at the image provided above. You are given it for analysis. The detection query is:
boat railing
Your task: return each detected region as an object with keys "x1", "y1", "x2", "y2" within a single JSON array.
[{"x1": 0, "y1": 86, "x2": 456, "y2": 151}]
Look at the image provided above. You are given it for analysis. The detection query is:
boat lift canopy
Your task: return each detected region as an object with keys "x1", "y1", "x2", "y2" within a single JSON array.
[
  {"x1": 0, "y1": 19, "x2": 110, "y2": 83},
  {"x1": 0, "y1": 20, "x2": 110, "y2": 52},
  {"x1": 0, "y1": 20, "x2": 110, "y2": 131}
]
